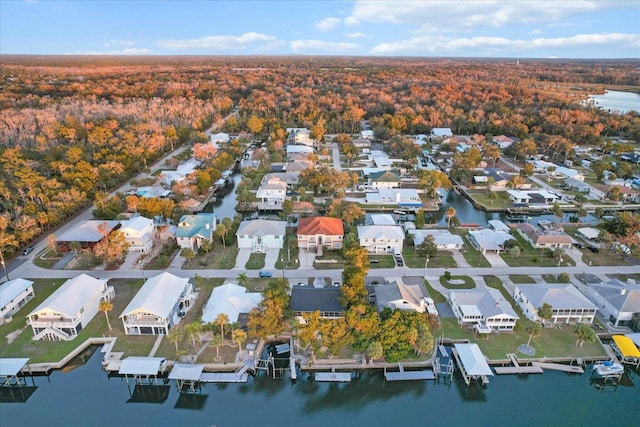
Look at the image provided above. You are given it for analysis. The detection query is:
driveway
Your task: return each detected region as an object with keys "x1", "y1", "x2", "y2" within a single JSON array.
[
  {"x1": 234, "y1": 248, "x2": 252, "y2": 269},
  {"x1": 298, "y1": 249, "x2": 316, "y2": 270},
  {"x1": 484, "y1": 253, "x2": 509, "y2": 267},
  {"x1": 564, "y1": 247, "x2": 588, "y2": 267},
  {"x1": 264, "y1": 248, "x2": 280, "y2": 270}
]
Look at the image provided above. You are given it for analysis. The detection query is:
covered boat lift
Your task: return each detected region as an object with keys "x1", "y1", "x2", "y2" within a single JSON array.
[
  {"x1": 611, "y1": 335, "x2": 640, "y2": 369},
  {"x1": 118, "y1": 356, "x2": 167, "y2": 384},
  {"x1": 0, "y1": 358, "x2": 34, "y2": 387},
  {"x1": 452, "y1": 343, "x2": 493, "y2": 386},
  {"x1": 168, "y1": 363, "x2": 204, "y2": 393}
]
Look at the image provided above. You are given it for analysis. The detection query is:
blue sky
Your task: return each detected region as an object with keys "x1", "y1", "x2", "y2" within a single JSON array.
[{"x1": 1, "y1": 1, "x2": 639, "y2": 57}]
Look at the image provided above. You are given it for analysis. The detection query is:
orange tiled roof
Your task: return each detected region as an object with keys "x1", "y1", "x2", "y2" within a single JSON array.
[{"x1": 297, "y1": 217, "x2": 344, "y2": 236}]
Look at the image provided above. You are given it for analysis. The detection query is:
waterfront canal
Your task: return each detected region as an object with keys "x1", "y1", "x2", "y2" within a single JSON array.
[{"x1": 1, "y1": 349, "x2": 637, "y2": 427}]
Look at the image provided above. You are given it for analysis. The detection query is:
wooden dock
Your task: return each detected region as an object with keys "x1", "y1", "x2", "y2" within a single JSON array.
[
  {"x1": 315, "y1": 372, "x2": 352, "y2": 382},
  {"x1": 494, "y1": 353, "x2": 543, "y2": 375},
  {"x1": 384, "y1": 364, "x2": 435, "y2": 381},
  {"x1": 531, "y1": 362, "x2": 584, "y2": 374}
]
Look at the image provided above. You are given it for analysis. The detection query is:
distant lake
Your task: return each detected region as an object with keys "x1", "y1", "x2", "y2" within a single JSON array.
[{"x1": 587, "y1": 90, "x2": 640, "y2": 114}]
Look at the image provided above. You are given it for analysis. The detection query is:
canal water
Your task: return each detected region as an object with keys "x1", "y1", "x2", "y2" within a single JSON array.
[
  {"x1": 0, "y1": 349, "x2": 637, "y2": 426},
  {"x1": 587, "y1": 90, "x2": 640, "y2": 114}
]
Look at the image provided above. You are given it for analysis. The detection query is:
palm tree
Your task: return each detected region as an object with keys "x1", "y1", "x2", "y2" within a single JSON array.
[
  {"x1": 168, "y1": 326, "x2": 184, "y2": 353},
  {"x1": 98, "y1": 299, "x2": 113, "y2": 331},
  {"x1": 573, "y1": 323, "x2": 596, "y2": 347},
  {"x1": 445, "y1": 207, "x2": 456, "y2": 228},
  {"x1": 232, "y1": 329, "x2": 247, "y2": 351},
  {"x1": 215, "y1": 313, "x2": 229, "y2": 339},
  {"x1": 209, "y1": 334, "x2": 224, "y2": 361},
  {"x1": 237, "y1": 273, "x2": 249, "y2": 287},
  {"x1": 537, "y1": 303, "x2": 554, "y2": 325},
  {"x1": 525, "y1": 322, "x2": 542, "y2": 348},
  {"x1": 185, "y1": 321, "x2": 203, "y2": 352}
]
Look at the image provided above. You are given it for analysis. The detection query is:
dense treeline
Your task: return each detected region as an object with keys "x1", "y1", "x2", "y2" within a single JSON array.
[{"x1": 1, "y1": 56, "x2": 639, "y2": 253}]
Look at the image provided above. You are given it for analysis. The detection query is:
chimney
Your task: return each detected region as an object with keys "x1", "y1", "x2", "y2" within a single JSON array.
[{"x1": 620, "y1": 288, "x2": 626, "y2": 295}]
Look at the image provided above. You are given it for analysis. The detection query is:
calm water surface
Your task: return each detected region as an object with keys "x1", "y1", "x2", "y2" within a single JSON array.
[
  {"x1": 587, "y1": 90, "x2": 640, "y2": 114},
  {"x1": 1, "y1": 349, "x2": 637, "y2": 427}
]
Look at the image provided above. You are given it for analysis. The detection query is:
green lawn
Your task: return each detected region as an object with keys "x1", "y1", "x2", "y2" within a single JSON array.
[
  {"x1": 509, "y1": 275, "x2": 536, "y2": 284},
  {"x1": 483, "y1": 275, "x2": 502, "y2": 288},
  {"x1": 184, "y1": 244, "x2": 239, "y2": 270},
  {"x1": 440, "y1": 275, "x2": 475, "y2": 289},
  {"x1": 245, "y1": 253, "x2": 266, "y2": 270},
  {"x1": 314, "y1": 253, "x2": 346, "y2": 270},
  {"x1": 33, "y1": 248, "x2": 62, "y2": 269},
  {"x1": 368, "y1": 255, "x2": 395, "y2": 269},
  {"x1": 423, "y1": 279, "x2": 447, "y2": 303},
  {"x1": 500, "y1": 231, "x2": 575, "y2": 268},
  {"x1": 460, "y1": 234, "x2": 491, "y2": 267},
  {"x1": 468, "y1": 191, "x2": 512, "y2": 209}
]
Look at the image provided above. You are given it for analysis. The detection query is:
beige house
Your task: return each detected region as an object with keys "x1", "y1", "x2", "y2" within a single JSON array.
[
  {"x1": 515, "y1": 223, "x2": 573, "y2": 249},
  {"x1": 297, "y1": 217, "x2": 344, "y2": 251}
]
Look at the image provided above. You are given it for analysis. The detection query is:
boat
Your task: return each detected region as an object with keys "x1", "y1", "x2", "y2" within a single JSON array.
[
  {"x1": 592, "y1": 361, "x2": 624, "y2": 377},
  {"x1": 537, "y1": 220, "x2": 552, "y2": 227}
]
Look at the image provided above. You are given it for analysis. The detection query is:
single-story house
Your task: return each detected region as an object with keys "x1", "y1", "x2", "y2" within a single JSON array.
[
  {"x1": 555, "y1": 166, "x2": 584, "y2": 181},
  {"x1": 290, "y1": 285, "x2": 343, "y2": 321},
  {"x1": 284, "y1": 160, "x2": 314, "y2": 173},
  {"x1": 373, "y1": 281, "x2": 429, "y2": 313},
  {"x1": 449, "y1": 287, "x2": 519, "y2": 333},
  {"x1": 527, "y1": 159, "x2": 556, "y2": 173},
  {"x1": 297, "y1": 217, "x2": 344, "y2": 251},
  {"x1": 577, "y1": 279, "x2": 640, "y2": 329},
  {"x1": 175, "y1": 213, "x2": 216, "y2": 252},
  {"x1": 286, "y1": 145, "x2": 314, "y2": 160},
  {"x1": 369, "y1": 171, "x2": 401, "y2": 189},
  {"x1": 467, "y1": 228, "x2": 514, "y2": 254},
  {"x1": 515, "y1": 223, "x2": 573, "y2": 249},
  {"x1": 365, "y1": 189, "x2": 422, "y2": 208},
  {"x1": 564, "y1": 178, "x2": 591, "y2": 193},
  {"x1": 201, "y1": 283, "x2": 262, "y2": 325},
  {"x1": 409, "y1": 229, "x2": 464, "y2": 250},
  {"x1": 160, "y1": 158, "x2": 200, "y2": 185},
  {"x1": 431, "y1": 128, "x2": 453, "y2": 137},
  {"x1": 120, "y1": 272, "x2": 195, "y2": 336},
  {"x1": 27, "y1": 274, "x2": 114, "y2": 341},
  {"x1": 210, "y1": 132, "x2": 230, "y2": 145},
  {"x1": 0, "y1": 278, "x2": 34, "y2": 324},
  {"x1": 55, "y1": 220, "x2": 121, "y2": 253},
  {"x1": 507, "y1": 190, "x2": 532, "y2": 204},
  {"x1": 357, "y1": 225, "x2": 404, "y2": 254},
  {"x1": 120, "y1": 216, "x2": 154, "y2": 254},
  {"x1": 514, "y1": 283, "x2": 597, "y2": 324},
  {"x1": 236, "y1": 220, "x2": 286, "y2": 252},
  {"x1": 135, "y1": 186, "x2": 172, "y2": 199}
]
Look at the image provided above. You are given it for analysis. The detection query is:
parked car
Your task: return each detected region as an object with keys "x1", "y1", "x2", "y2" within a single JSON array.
[
  {"x1": 369, "y1": 258, "x2": 380, "y2": 263},
  {"x1": 574, "y1": 242, "x2": 585, "y2": 249},
  {"x1": 588, "y1": 246, "x2": 599, "y2": 253},
  {"x1": 22, "y1": 246, "x2": 35, "y2": 256},
  {"x1": 259, "y1": 270, "x2": 273, "y2": 278},
  {"x1": 395, "y1": 257, "x2": 404, "y2": 267}
]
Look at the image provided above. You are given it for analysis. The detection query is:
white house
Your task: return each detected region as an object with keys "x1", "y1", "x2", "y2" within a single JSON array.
[
  {"x1": 160, "y1": 158, "x2": 200, "y2": 185},
  {"x1": 374, "y1": 281, "x2": 429, "y2": 313},
  {"x1": 120, "y1": 216, "x2": 154, "y2": 254},
  {"x1": 577, "y1": 227, "x2": 601, "y2": 241},
  {"x1": 555, "y1": 166, "x2": 584, "y2": 181},
  {"x1": 201, "y1": 283, "x2": 262, "y2": 325},
  {"x1": 0, "y1": 278, "x2": 34, "y2": 324},
  {"x1": 120, "y1": 272, "x2": 195, "y2": 335},
  {"x1": 369, "y1": 171, "x2": 401, "y2": 190},
  {"x1": 210, "y1": 132, "x2": 230, "y2": 145},
  {"x1": 431, "y1": 128, "x2": 453, "y2": 137},
  {"x1": 175, "y1": 213, "x2": 216, "y2": 251},
  {"x1": 507, "y1": 190, "x2": 532, "y2": 204},
  {"x1": 365, "y1": 188, "x2": 422, "y2": 208},
  {"x1": 236, "y1": 220, "x2": 286, "y2": 252},
  {"x1": 287, "y1": 128, "x2": 315, "y2": 146},
  {"x1": 468, "y1": 228, "x2": 514, "y2": 254},
  {"x1": 357, "y1": 225, "x2": 404, "y2": 254},
  {"x1": 449, "y1": 287, "x2": 519, "y2": 333},
  {"x1": 576, "y1": 279, "x2": 640, "y2": 328},
  {"x1": 361, "y1": 130, "x2": 374, "y2": 140},
  {"x1": 527, "y1": 159, "x2": 556, "y2": 173},
  {"x1": 286, "y1": 145, "x2": 314, "y2": 160},
  {"x1": 493, "y1": 135, "x2": 515, "y2": 149},
  {"x1": 27, "y1": 274, "x2": 114, "y2": 341},
  {"x1": 256, "y1": 175, "x2": 287, "y2": 209},
  {"x1": 514, "y1": 283, "x2": 597, "y2": 324},
  {"x1": 409, "y1": 229, "x2": 464, "y2": 250}
]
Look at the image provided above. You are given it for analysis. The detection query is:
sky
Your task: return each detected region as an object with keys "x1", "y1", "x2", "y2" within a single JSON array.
[{"x1": 1, "y1": 0, "x2": 639, "y2": 58}]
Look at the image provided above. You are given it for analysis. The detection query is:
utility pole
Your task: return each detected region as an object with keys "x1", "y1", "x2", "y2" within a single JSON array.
[{"x1": 0, "y1": 249, "x2": 9, "y2": 282}]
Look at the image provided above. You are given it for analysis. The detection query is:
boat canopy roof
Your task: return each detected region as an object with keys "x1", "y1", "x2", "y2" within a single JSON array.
[{"x1": 612, "y1": 335, "x2": 640, "y2": 358}]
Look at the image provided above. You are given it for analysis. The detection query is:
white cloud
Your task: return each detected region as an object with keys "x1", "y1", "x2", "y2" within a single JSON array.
[
  {"x1": 348, "y1": 1, "x2": 633, "y2": 31},
  {"x1": 316, "y1": 17, "x2": 341, "y2": 31},
  {"x1": 290, "y1": 39, "x2": 359, "y2": 53},
  {"x1": 157, "y1": 32, "x2": 277, "y2": 50},
  {"x1": 528, "y1": 29, "x2": 544, "y2": 35},
  {"x1": 370, "y1": 33, "x2": 640, "y2": 56},
  {"x1": 103, "y1": 40, "x2": 135, "y2": 48},
  {"x1": 346, "y1": 32, "x2": 368, "y2": 39},
  {"x1": 68, "y1": 48, "x2": 151, "y2": 55}
]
